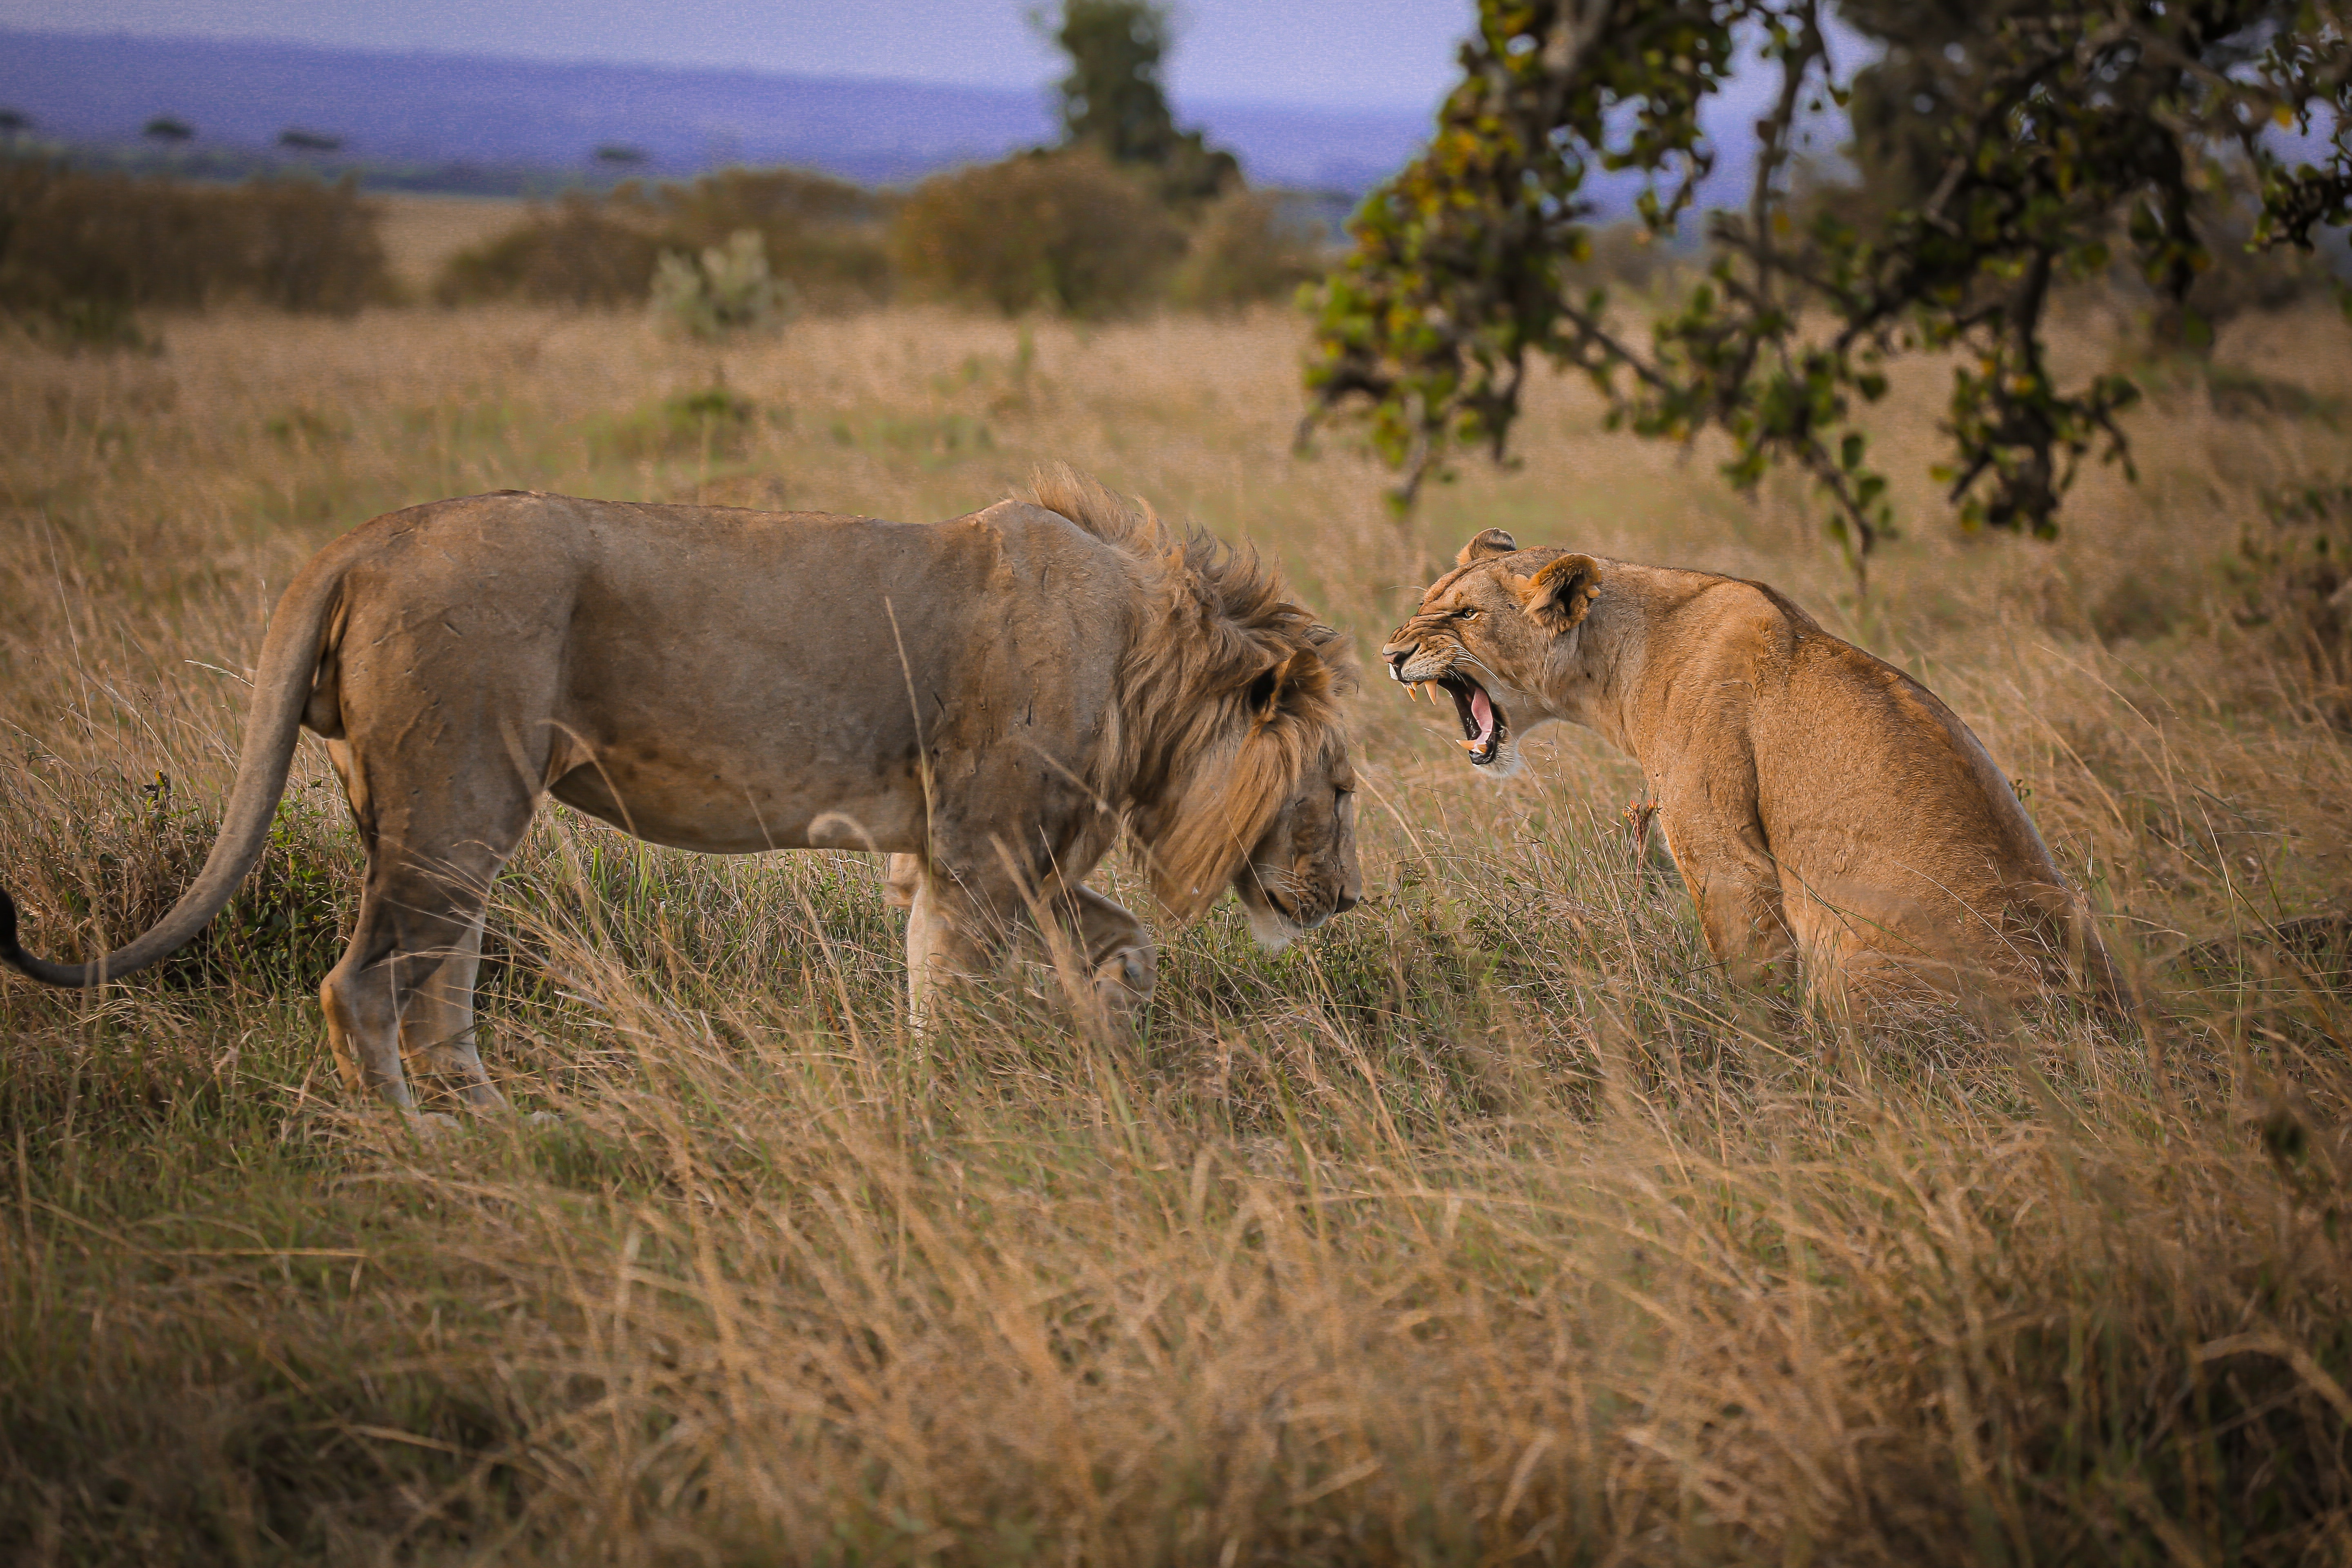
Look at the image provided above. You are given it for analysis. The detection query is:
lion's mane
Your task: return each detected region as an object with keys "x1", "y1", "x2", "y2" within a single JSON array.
[{"x1": 1022, "y1": 466, "x2": 1353, "y2": 920}]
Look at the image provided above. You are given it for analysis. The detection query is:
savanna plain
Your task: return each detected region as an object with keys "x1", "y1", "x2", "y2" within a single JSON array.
[{"x1": 6, "y1": 239, "x2": 2352, "y2": 1564}]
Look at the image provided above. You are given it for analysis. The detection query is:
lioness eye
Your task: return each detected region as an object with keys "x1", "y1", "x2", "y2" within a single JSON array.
[{"x1": 1457, "y1": 608, "x2": 1479, "y2": 620}]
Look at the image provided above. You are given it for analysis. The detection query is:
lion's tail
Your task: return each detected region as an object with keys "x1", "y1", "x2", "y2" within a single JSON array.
[{"x1": 0, "y1": 558, "x2": 343, "y2": 989}]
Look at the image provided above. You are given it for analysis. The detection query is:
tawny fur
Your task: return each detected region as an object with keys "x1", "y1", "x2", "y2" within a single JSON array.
[
  {"x1": 1384, "y1": 529, "x2": 2127, "y2": 1015},
  {"x1": 0, "y1": 470, "x2": 1362, "y2": 1116}
]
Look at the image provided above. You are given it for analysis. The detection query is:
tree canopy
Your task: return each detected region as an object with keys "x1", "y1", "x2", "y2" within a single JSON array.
[
  {"x1": 1045, "y1": 0, "x2": 1237, "y2": 203},
  {"x1": 1300, "y1": 0, "x2": 2352, "y2": 577}
]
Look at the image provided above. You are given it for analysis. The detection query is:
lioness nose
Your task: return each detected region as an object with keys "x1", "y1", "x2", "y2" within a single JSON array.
[
  {"x1": 1383, "y1": 647, "x2": 1411, "y2": 672},
  {"x1": 1333, "y1": 886, "x2": 1359, "y2": 914}
]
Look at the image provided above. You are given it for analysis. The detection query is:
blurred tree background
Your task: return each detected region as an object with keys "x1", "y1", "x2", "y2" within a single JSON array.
[
  {"x1": 0, "y1": 0, "x2": 1325, "y2": 344},
  {"x1": 891, "y1": 0, "x2": 1306, "y2": 314},
  {"x1": 1834, "y1": 0, "x2": 2346, "y2": 350},
  {"x1": 1300, "y1": 0, "x2": 2352, "y2": 577},
  {"x1": 12, "y1": 0, "x2": 2346, "y2": 545},
  {"x1": 1047, "y1": 0, "x2": 1238, "y2": 204}
]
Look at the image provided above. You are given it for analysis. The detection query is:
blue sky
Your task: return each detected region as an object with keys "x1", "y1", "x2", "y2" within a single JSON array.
[{"x1": 0, "y1": 0, "x2": 1482, "y2": 111}]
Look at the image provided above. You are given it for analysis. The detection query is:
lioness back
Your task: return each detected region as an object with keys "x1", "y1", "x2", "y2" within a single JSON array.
[{"x1": 1746, "y1": 607, "x2": 2095, "y2": 993}]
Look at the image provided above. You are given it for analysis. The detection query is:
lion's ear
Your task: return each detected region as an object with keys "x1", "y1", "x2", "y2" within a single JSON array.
[
  {"x1": 1456, "y1": 528, "x2": 1518, "y2": 566},
  {"x1": 1519, "y1": 553, "x2": 1601, "y2": 632},
  {"x1": 1301, "y1": 623, "x2": 1359, "y2": 692},
  {"x1": 1247, "y1": 645, "x2": 1334, "y2": 724}
]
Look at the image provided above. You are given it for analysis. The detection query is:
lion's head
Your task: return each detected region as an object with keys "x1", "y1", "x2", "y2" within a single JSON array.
[
  {"x1": 1025, "y1": 467, "x2": 1362, "y2": 950},
  {"x1": 1220, "y1": 632, "x2": 1361, "y2": 950},
  {"x1": 1380, "y1": 527, "x2": 1599, "y2": 779}
]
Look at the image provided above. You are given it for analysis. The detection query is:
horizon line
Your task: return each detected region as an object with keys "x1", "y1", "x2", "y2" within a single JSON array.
[{"x1": 0, "y1": 23, "x2": 1451, "y2": 120}]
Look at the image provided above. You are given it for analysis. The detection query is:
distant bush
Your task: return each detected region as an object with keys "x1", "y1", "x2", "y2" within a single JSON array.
[
  {"x1": 2152, "y1": 229, "x2": 2348, "y2": 352},
  {"x1": 0, "y1": 157, "x2": 1348, "y2": 331},
  {"x1": 642, "y1": 168, "x2": 891, "y2": 310},
  {"x1": 0, "y1": 162, "x2": 389, "y2": 340},
  {"x1": 227, "y1": 176, "x2": 391, "y2": 311},
  {"x1": 1167, "y1": 189, "x2": 1324, "y2": 311},
  {"x1": 435, "y1": 168, "x2": 891, "y2": 311},
  {"x1": 889, "y1": 149, "x2": 1183, "y2": 316},
  {"x1": 432, "y1": 192, "x2": 660, "y2": 307},
  {"x1": 650, "y1": 229, "x2": 793, "y2": 339}
]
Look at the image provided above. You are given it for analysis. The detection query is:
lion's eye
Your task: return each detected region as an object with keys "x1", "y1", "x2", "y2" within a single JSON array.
[{"x1": 1457, "y1": 608, "x2": 1479, "y2": 621}]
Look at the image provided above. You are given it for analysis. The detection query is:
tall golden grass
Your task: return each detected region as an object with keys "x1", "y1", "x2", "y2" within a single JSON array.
[{"x1": 3, "y1": 296, "x2": 2351, "y2": 1562}]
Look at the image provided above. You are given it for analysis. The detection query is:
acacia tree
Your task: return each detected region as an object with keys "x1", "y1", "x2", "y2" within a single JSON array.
[{"x1": 1299, "y1": 0, "x2": 2352, "y2": 581}]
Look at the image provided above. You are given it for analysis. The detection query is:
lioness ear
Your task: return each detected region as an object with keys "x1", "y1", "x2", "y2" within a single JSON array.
[
  {"x1": 1456, "y1": 528, "x2": 1517, "y2": 566},
  {"x1": 1520, "y1": 553, "x2": 1601, "y2": 632}
]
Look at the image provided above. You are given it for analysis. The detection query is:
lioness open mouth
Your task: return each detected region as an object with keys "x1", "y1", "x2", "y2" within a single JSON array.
[{"x1": 1432, "y1": 671, "x2": 1508, "y2": 766}]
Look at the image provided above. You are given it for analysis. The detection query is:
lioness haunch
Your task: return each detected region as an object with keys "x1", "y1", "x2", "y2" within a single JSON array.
[
  {"x1": 1384, "y1": 528, "x2": 2128, "y2": 1013},
  {"x1": 0, "y1": 470, "x2": 1362, "y2": 1115}
]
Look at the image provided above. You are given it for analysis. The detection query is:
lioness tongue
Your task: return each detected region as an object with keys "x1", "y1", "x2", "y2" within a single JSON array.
[{"x1": 1470, "y1": 686, "x2": 1495, "y2": 746}]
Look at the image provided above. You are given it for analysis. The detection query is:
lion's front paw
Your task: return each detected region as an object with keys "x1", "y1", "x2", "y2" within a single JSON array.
[
  {"x1": 1091, "y1": 945, "x2": 1156, "y2": 1029},
  {"x1": 405, "y1": 1110, "x2": 463, "y2": 1140}
]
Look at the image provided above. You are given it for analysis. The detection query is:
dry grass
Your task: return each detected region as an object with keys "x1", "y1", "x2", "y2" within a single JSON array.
[
  {"x1": 373, "y1": 195, "x2": 528, "y2": 294},
  {"x1": 4, "y1": 296, "x2": 2352, "y2": 1564}
]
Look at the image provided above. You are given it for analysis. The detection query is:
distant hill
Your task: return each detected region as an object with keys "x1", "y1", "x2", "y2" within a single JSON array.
[{"x1": 0, "y1": 28, "x2": 1432, "y2": 194}]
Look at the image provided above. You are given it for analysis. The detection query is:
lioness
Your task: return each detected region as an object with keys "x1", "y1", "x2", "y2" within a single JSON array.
[
  {"x1": 1383, "y1": 528, "x2": 2125, "y2": 1011},
  {"x1": 0, "y1": 469, "x2": 1361, "y2": 1114}
]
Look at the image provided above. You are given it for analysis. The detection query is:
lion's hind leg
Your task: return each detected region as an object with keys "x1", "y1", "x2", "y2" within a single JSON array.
[
  {"x1": 1659, "y1": 813, "x2": 1795, "y2": 994},
  {"x1": 320, "y1": 790, "x2": 538, "y2": 1120},
  {"x1": 321, "y1": 867, "x2": 456, "y2": 1118},
  {"x1": 397, "y1": 912, "x2": 508, "y2": 1112},
  {"x1": 321, "y1": 904, "x2": 410, "y2": 1113},
  {"x1": 322, "y1": 861, "x2": 507, "y2": 1120}
]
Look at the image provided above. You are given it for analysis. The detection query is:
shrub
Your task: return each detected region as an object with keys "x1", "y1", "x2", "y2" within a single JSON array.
[
  {"x1": 432, "y1": 192, "x2": 661, "y2": 307},
  {"x1": 642, "y1": 167, "x2": 891, "y2": 310},
  {"x1": 1167, "y1": 189, "x2": 1323, "y2": 311},
  {"x1": 650, "y1": 229, "x2": 793, "y2": 339},
  {"x1": 222, "y1": 176, "x2": 388, "y2": 313},
  {"x1": 887, "y1": 149, "x2": 1183, "y2": 316},
  {"x1": 0, "y1": 162, "x2": 390, "y2": 338},
  {"x1": 1, "y1": 161, "x2": 205, "y2": 321},
  {"x1": 435, "y1": 170, "x2": 893, "y2": 312},
  {"x1": 2, "y1": 773, "x2": 355, "y2": 994}
]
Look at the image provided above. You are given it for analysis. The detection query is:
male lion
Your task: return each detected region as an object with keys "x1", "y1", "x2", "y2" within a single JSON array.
[
  {"x1": 0, "y1": 469, "x2": 1361, "y2": 1114},
  {"x1": 1382, "y1": 528, "x2": 2126, "y2": 1011}
]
